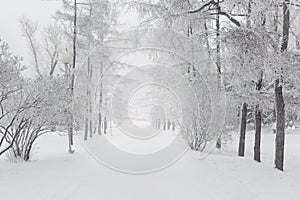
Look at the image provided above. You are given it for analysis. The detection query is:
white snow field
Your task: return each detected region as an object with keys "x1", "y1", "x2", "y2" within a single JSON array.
[{"x1": 1, "y1": 126, "x2": 300, "y2": 200}]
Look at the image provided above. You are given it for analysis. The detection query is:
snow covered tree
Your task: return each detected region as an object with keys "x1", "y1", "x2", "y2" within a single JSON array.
[
  {"x1": 20, "y1": 16, "x2": 42, "y2": 77},
  {"x1": 0, "y1": 38, "x2": 26, "y2": 156},
  {"x1": 6, "y1": 77, "x2": 71, "y2": 161},
  {"x1": 274, "y1": 0, "x2": 289, "y2": 171}
]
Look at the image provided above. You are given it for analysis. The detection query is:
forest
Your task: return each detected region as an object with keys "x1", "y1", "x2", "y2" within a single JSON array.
[{"x1": 1, "y1": 0, "x2": 300, "y2": 200}]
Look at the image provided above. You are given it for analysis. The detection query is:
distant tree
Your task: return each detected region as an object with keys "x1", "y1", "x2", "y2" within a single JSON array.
[
  {"x1": 43, "y1": 23, "x2": 65, "y2": 77},
  {"x1": 19, "y1": 17, "x2": 42, "y2": 77}
]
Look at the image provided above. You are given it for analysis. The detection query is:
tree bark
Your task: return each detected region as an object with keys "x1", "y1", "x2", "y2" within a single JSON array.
[
  {"x1": 275, "y1": 79, "x2": 285, "y2": 171},
  {"x1": 66, "y1": 0, "x2": 77, "y2": 154},
  {"x1": 246, "y1": 0, "x2": 252, "y2": 28},
  {"x1": 215, "y1": 1, "x2": 222, "y2": 149},
  {"x1": 281, "y1": 0, "x2": 290, "y2": 52},
  {"x1": 238, "y1": 102, "x2": 247, "y2": 157},
  {"x1": 216, "y1": 0, "x2": 221, "y2": 73},
  {"x1": 274, "y1": 0, "x2": 289, "y2": 171},
  {"x1": 254, "y1": 105, "x2": 261, "y2": 162}
]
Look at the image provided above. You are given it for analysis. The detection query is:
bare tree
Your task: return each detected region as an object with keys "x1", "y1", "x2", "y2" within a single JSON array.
[
  {"x1": 43, "y1": 23, "x2": 64, "y2": 77},
  {"x1": 19, "y1": 17, "x2": 42, "y2": 77}
]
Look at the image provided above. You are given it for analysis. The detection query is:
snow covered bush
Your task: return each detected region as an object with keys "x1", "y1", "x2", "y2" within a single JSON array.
[
  {"x1": 0, "y1": 38, "x2": 71, "y2": 160},
  {"x1": 0, "y1": 38, "x2": 26, "y2": 156},
  {"x1": 5, "y1": 77, "x2": 71, "y2": 161}
]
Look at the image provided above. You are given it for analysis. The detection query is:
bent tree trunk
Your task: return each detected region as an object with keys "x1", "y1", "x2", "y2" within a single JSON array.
[
  {"x1": 275, "y1": 79, "x2": 285, "y2": 171},
  {"x1": 238, "y1": 102, "x2": 247, "y2": 157},
  {"x1": 254, "y1": 105, "x2": 261, "y2": 162}
]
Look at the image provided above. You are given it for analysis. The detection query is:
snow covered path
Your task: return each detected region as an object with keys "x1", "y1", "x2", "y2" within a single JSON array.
[{"x1": 1, "y1": 127, "x2": 300, "y2": 200}]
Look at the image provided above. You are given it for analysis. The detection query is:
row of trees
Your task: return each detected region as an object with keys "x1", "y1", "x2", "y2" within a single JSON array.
[
  {"x1": 127, "y1": 0, "x2": 300, "y2": 171},
  {"x1": 1, "y1": 0, "x2": 300, "y2": 171},
  {"x1": 1, "y1": 0, "x2": 118, "y2": 159}
]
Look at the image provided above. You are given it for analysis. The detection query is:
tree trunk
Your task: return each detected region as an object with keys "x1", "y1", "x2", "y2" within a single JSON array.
[
  {"x1": 98, "y1": 113, "x2": 102, "y2": 135},
  {"x1": 254, "y1": 105, "x2": 261, "y2": 162},
  {"x1": 238, "y1": 102, "x2": 247, "y2": 157},
  {"x1": 216, "y1": 138, "x2": 221, "y2": 149},
  {"x1": 204, "y1": 19, "x2": 211, "y2": 56},
  {"x1": 273, "y1": 106, "x2": 276, "y2": 123},
  {"x1": 104, "y1": 117, "x2": 107, "y2": 134},
  {"x1": 89, "y1": 119, "x2": 93, "y2": 138},
  {"x1": 274, "y1": 0, "x2": 289, "y2": 171},
  {"x1": 84, "y1": 117, "x2": 88, "y2": 140},
  {"x1": 215, "y1": 1, "x2": 222, "y2": 149},
  {"x1": 246, "y1": 0, "x2": 252, "y2": 28},
  {"x1": 275, "y1": 79, "x2": 285, "y2": 171},
  {"x1": 281, "y1": 0, "x2": 290, "y2": 52},
  {"x1": 216, "y1": 0, "x2": 221, "y2": 73},
  {"x1": 66, "y1": 0, "x2": 77, "y2": 154}
]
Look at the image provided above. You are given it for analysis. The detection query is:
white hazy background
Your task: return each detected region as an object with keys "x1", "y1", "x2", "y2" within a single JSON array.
[
  {"x1": 0, "y1": 0, "x2": 139, "y2": 76},
  {"x1": 0, "y1": 0, "x2": 61, "y2": 73}
]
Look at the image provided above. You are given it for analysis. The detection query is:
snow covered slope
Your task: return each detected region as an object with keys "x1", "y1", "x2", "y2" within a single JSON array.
[{"x1": 1, "y1": 127, "x2": 300, "y2": 200}]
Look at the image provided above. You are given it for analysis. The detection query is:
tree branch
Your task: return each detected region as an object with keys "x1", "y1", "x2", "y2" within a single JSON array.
[{"x1": 187, "y1": 0, "x2": 241, "y2": 26}]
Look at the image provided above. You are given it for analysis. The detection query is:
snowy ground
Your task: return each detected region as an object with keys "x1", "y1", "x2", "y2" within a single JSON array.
[{"x1": 1, "y1": 126, "x2": 300, "y2": 200}]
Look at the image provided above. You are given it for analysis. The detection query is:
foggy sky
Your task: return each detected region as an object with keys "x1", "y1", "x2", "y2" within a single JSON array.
[{"x1": 0, "y1": 0, "x2": 61, "y2": 76}]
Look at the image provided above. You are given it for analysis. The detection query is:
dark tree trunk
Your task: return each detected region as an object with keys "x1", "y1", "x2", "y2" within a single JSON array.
[
  {"x1": 238, "y1": 102, "x2": 247, "y2": 157},
  {"x1": 273, "y1": 106, "x2": 277, "y2": 123},
  {"x1": 98, "y1": 113, "x2": 102, "y2": 135},
  {"x1": 254, "y1": 105, "x2": 261, "y2": 162},
  {"x1": 172, "y1": 121, "x2": 175, "y2": 131},
  {"x1": 84, "y1": 118, "x2": 88, "y2": 140},
  {"x1": 281, "y1": 0, "x2": 290, "y2": 52},
  {"x1": 275, "y1": 79, "x2": 285, "y2": 171},
  {"x1": 216, "y1": 0, "x2": 221, "y2": 73},
  {"x1": 254, "y1": 70, "x2": 263, "y2": 162},
  {"x1": 104, "y1": 117, "x2": 107, "y2": 134},
  {"x1": 216, "y1": 138, "x2": 221, "y2": 149},
  {"x1": 246, "y1": 0, "x2": 252, "y2": 28},
  {"x1": 24, "y1": 143, "x2": 33, "y2": 161},
  {"x1": 89, "y1": 119, "x2": 93, "y2": 138},
  {"x1": 274, "y1": 0, "x2": 289, "y2": 171},
  {"x1": 215, "y1": 1, "x2": 222, "y2": 148}
]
